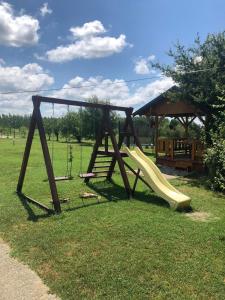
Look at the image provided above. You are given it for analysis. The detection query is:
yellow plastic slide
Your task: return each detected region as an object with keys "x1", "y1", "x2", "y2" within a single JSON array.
[{"x1": 124, "y1": 147, "x2": 191, "y2": 209}]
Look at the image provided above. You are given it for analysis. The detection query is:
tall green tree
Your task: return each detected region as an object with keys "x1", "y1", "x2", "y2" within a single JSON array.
[{"x1": 154, "y1": 31, "x2": 225, "y2": 145}]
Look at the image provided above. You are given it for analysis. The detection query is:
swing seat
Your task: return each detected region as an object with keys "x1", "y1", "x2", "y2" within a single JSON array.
[
  {"x1": 54, "y1": 176, "x2": 73, "y2": 181},
  {"x1": 79, "y1": 173, "x2": 96, "y2": 179}
]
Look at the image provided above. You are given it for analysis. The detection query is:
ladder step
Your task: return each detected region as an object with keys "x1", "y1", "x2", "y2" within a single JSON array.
[
  {"x1": 93, "y1": 170, "x2": 110, "y2": 174},
  {"x1": 95, "y1": 160, "x2": 112, "y2": 164},
  {"x1": 93, "y1": 165, "x2": 111, "y2": 169},
  {"x1": 97, "y1": 150, "x2": 128, "y2": 157}
]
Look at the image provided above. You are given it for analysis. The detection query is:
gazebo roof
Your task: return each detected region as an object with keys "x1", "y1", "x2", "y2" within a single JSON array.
[{"x1": 133, "y1": 86, "x2": 205, "y2": 117}]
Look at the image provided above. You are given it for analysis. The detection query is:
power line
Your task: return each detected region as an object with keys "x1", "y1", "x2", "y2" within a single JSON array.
[
  {"x1": 0, "y1": 66, "x2": 223, "y2": 96},
  {"x1": 0, "y1": 76, "x2": 161, "y2": 95}
]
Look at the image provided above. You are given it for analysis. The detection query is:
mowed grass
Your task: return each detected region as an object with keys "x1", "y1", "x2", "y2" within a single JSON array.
[{"x1": 0, "y1": 136, "x2": 225, "y2": 299}]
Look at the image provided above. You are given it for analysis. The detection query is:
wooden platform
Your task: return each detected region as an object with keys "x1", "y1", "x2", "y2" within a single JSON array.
[{"x1": 157, "y1": 156, "x2": 204, "y2": 172}]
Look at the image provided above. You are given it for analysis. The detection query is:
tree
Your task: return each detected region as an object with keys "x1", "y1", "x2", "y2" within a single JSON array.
[
  {"x1": 43, "y1": 118, "x2": 53, "y2": 141},
  {"x1": 80, "y1": 96, "x2": 120, "y2": 140},
  {"x1": 60, "y1": 112, "x2": 81, "y2": 142},
  {"x1": 154, "y1": 31, "x2": 225, "y2": 146},
  {"x1": 154, "y1": 31, "x2": 225, "y2": 191}
]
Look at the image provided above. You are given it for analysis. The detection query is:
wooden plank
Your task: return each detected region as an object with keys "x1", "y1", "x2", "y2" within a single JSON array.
[
  {"x1": 79, "y1": 173, "x2": 96, "y2": 179},
  {"x1": 18, "y1": 192, "x2": 53, "y2": 213},
  {"x1": 123, "y1": 160, "x2": 152, "y2": 190},
  {"x1": 54, "y1": 176, "x2": 73, "y2": 181},
  {"x1": 132, "y1": 169, "x2": 141, "y2": 195}
]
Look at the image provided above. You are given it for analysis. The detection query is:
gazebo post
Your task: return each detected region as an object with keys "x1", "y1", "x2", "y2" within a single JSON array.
[
  {"x1": 185, "y1": 116, "x2": 188, "y2": 138},
  {"x1": 155, "y1": 116, "x2": 159, "y2": 159}
]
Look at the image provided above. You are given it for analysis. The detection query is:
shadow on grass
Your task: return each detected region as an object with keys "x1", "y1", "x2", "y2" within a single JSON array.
[
  {"x1": 87, "y1": 179, "x2": 170, "y2": 209},
  {"x1": 17, "y1": 178, "x2": 178, "y2": 221}
]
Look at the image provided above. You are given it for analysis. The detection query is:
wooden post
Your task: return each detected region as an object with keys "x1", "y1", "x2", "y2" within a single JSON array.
[
  {"x1": 106, "y1": 109, "x2": 131, "y2": 197},
  {"x1": 191, "y1": 140, "x2": 195, "y2": 161},
  {"x1": 34, "y1": 102, "x2": 61, "y2": 213},
  {"x1": 107, "y1": 111, "x2": 130, "y2": 179},
  {"x1": 155, "y1": 116, "x2": 159, "y2": 159},
  {"x1": 185, "y1": 116, "x2": 188, "y2": 138},
  {"x1": 17, "y1": 108, "x2": 37, "y2": 193},
  {"x1": 171, "y1": 139, "x2": 174, "y2": 160},
  {"x1": 105, "y1": 133, "x2": 109, "y2": 153}
]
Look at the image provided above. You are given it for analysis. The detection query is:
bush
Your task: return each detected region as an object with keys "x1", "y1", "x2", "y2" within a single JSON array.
[{"x1": 205, "y1": 135, "x2": 225, "y2": 192}]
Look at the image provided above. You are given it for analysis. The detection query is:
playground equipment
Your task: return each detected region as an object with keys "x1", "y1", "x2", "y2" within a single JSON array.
[
  {"x1": 124, "y1": 147, "x2": 191, "y2": 209},
  {"x1": 17, "y1": 95, "x2": 142, "y2": 214},
  {"x1": 17, "y1": 95, "x2": 191, "y2": 214}
]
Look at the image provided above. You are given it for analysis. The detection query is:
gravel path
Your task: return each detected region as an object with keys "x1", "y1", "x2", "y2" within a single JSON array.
[{"x1": 0, "y1": 239, "x2": 59, "y2": 300}]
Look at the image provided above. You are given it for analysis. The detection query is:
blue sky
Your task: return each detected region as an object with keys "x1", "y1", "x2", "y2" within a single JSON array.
[{"x1": 0, "y1": 0, "x2": 224, "y2": 114}]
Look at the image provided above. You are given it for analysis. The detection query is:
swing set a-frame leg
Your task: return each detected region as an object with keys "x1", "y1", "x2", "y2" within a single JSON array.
[{"x1": 17, "y1": 100, "x2": 61, "y2": 214}]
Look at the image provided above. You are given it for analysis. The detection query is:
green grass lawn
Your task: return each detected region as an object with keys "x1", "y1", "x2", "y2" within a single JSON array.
[{"x1": 0, "y1": 136, "x2": 225, "y2": 299}]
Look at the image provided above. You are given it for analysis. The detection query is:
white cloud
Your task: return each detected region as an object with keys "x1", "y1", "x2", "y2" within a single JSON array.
[
  {"x1": 70, "y1": 20, "x2": 106, "y2": 39},
  {"x1": 52, "y1": 76, "x2": 130, "y2": 102},
  {"x1": 134, "y1": 54, "x2": 156, "y2": 75},
  {"x1": 41, "y1": 20, "x2": 128, "y2": 62},
  {"x1": 134, "y1": 58, "x2": 150, "y2": 75},
  {"x1": 0, "y1": 63, "x2": 174, "y2": 115},
  {"x1": 0, "y1": 63, "x2": 54, "y2": 114},
  {"x1": 40, "y1": 2, "x2": 52, "y2": 17},
  {"x1": 0, "y1": 2, "x2": 39, "y2": 47},
  {"x1": 124, "y1": 76, "x2": 174, "y2": 107},
  {"x1": 193, "y1": 56, "x2": 203, "y2": 64},
  {"x1": 51, "y1": 75, "x2": 174, "y2": 109},
  {"x1": 148, "y1": 55, "x2": 156, "y2": 61}
]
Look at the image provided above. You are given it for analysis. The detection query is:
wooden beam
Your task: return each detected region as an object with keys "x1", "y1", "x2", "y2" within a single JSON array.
[
  {"x1": 17, "y1": 108, "x2": 37, "y2": 193},
  {"x1": 123, "y1": 161, "x2": 152, "y2": 193},
  {"x1": 18, "y1": 193, "x2": 53, "y2": 213},
  {"x1": 195, "y1": 114, "x2": 206, "y2": 125},
  {"x1": 106, "y1": 110, "x2": 131, "y2": 198},
  {"x1": 35, "y1": 105, "x2": 61, "y2": 214},
  {"x1": 107, "y1": 112, "x2": 130, "y2": 179},
  {"x1": 33, "y1": 95, "x2": 132, "y2": 112},
  {"x1": 187, "y1": 116, "x2": 196, "y2": 126}
]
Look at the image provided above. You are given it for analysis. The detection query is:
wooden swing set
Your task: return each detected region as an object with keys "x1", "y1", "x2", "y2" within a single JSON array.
[{"x1": 17, "y1": 95, "x2": 144, "y2": 214}]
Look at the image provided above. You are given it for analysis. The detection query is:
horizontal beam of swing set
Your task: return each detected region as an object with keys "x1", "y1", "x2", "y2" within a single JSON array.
[{"x1": 33, "y1": 95, "x2": 133, "y2": 113}]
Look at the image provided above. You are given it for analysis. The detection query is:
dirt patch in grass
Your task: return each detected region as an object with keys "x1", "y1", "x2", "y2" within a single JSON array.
[{"x1": 185, "y1": 211, "x2": 219, "y2": 222}]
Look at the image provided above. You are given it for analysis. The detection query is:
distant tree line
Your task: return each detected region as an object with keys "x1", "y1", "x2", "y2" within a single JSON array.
[{"x1": 0, "y1": 97, "x2": 201, "y2": 144}]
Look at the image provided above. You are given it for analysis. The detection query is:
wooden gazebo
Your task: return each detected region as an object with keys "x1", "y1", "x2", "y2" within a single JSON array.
[{"x1": 133, "y1": 86, "x2": 206, "y2": 171}]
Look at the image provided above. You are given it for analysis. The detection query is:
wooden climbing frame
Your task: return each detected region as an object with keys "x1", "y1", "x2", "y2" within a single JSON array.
[{"x1": 17, "y1": 95, "x2": 142, "y2": 214}]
